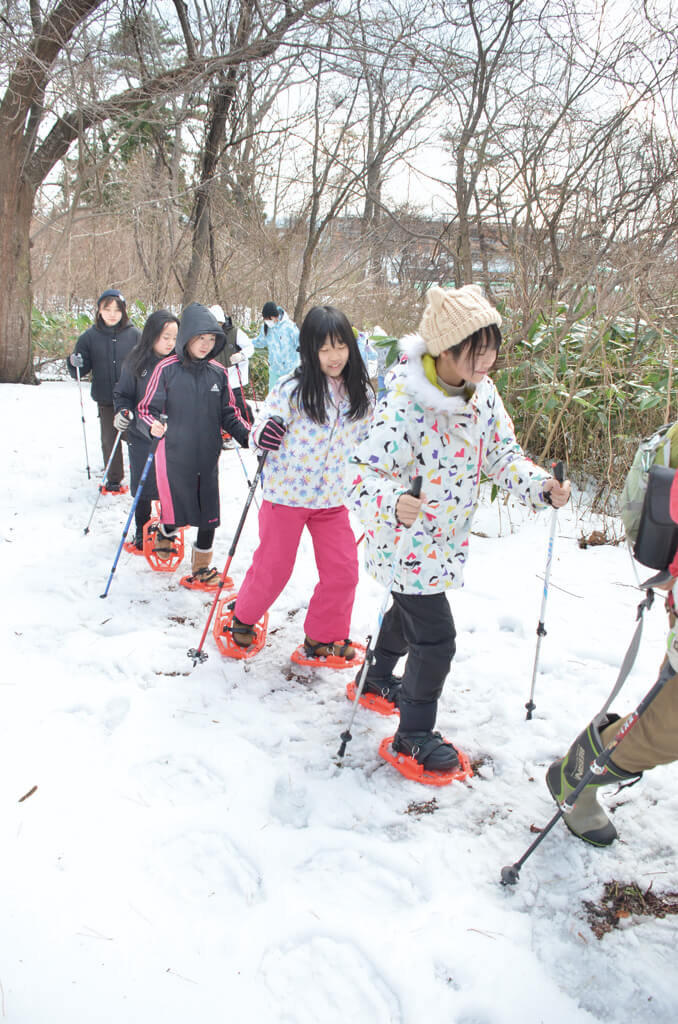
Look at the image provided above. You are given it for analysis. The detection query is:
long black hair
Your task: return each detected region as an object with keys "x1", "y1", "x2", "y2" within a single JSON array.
[
  {"x1": 127, "y1": 309, "x2": 179, "y2": 377},
  {"x1": 291, "y1": 306, "x2": 373, "y2": 424}
]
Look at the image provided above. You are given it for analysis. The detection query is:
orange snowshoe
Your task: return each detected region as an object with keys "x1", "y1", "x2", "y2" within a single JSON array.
[
  {"x1": 379, "y1": 734, "x2": 473, "y2": 787},
  {"x1": 345, "y1": 678, "x2": 399, "y2": 716},
  {"x1": 180, "y1": 567, "x2": 234, "y2": 592},
  {"x1": 123, "y1": 531, "x2": 145, "y2": 556},
  {"x1": 180, "y1": 570, "x2": 234, "y2": 592},
  {"x1": 101, "y1": 482, "x2": 129, "y2": 495},
  {"x1": 143, "y1": 520, "x2": 185, "y2": 572},
  {"x1": 213, "y1": 595, "x2": 268, "y2": 659},
  {"x1": 291, "y1": 639, "x2": 366, "y2": 670}
]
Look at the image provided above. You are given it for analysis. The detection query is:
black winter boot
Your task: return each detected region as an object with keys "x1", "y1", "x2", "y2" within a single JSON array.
[
  {"x1": 392, "y1": 730, "x2": 460, "y2": 772},
  {"x1": 356, "y1": 670, "x2": 402, "y2": 708},
  {"x1": 546, "y1": 714, "x2": 641, "y2": 846}
]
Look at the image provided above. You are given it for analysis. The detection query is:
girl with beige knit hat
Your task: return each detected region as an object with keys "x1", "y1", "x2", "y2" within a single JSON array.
[{"x1": 348, "y1": 284, "x2": 570, "y2": 781}]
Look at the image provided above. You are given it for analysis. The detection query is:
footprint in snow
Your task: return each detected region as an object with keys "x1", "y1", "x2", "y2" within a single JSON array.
[
  {"x1": 131, "y1": 752, "x2": 228, "y2": 801},
  {"x1": 260, "y1": 936, "x2": 402, "y2": 1024},
  {"x1": 270, "y1": 775, "x2": 310, "y2": 828},
  {"x1": 155, "y1": 830, "x2": 263, "y2": 905}
]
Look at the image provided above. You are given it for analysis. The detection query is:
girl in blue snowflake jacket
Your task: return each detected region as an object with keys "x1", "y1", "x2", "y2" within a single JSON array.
[{"x1": 231, "y1": 305, "x2": 375, "y2": 658}]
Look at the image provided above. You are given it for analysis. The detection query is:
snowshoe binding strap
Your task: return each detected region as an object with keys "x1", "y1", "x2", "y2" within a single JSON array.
[
  {"x1": 231, "y1": 615, "x2": 256, "y2": 646},
  {"x1": 303, "y1": 637, "x2": 356, "y2": 660}
]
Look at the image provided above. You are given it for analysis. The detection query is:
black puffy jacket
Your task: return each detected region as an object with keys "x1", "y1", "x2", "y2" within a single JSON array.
[{"x1": 67, "y1": 322, "x2": 140, "y2": 404}]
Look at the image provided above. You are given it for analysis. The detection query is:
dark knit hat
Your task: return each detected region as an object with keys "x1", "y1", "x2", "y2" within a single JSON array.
[
  {"x1": 262, "y1": 301, "x2": 279, "y2": 319},
  {"x1": 97, "y1": 288, "x2": 126, "y2": 306}
]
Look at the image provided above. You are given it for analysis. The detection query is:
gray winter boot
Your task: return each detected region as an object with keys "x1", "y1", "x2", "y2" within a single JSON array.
[{"x1": 546, "y1": 714, "x2": 640, "y2": 847}]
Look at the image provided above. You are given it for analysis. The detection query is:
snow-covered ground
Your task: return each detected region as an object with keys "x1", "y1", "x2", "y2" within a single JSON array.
[{"x1": 2, "y1": 380, "x2": 677, "y2": 1023}]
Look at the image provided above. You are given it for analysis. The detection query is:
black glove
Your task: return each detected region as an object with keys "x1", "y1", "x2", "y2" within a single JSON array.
[
  {"x1": 70, "y1": 352, "x2": 84, "y2": 368},
  {"x1": 114, "y1": 409, "x2": 132, "y2": 432},
  {"x1": 257, "y1": 417, "x2": 286, "y2": 451}
]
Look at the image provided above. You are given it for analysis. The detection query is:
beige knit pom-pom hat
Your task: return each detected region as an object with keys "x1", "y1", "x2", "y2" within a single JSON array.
[{"x1": 418, "y1": 284, "x2": 501, "y2": 357}]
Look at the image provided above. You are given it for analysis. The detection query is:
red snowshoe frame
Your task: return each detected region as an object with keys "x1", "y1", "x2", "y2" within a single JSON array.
[
  {"x1": 213, "y1": 593, "x2": 268, "y2": 659},
  {"x1": 101, "y1": 482, "x2": 129, "y2": 495},
  {"x1": 345, "y1": 680, "x2": 398, "y2": 716},
  {"x1": 143, "y1": 519, "x2": 185, "y2": 572},
  {"x1": 180, "y1": 571, "x2": 234, "y2": 593},
  {"x1": 123, "y1": 539, "x2": 145, "y2": 556},
  {"x1": 378, "y1": 735, "x2": 473, "y2": 787},
  {"x1": 291, "y1": 642, "x2": 366, "y2": 670}
]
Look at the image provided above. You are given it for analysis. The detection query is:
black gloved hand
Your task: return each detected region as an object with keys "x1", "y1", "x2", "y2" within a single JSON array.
[{"x1": 257, "y1": 417, "x2": 286, "y2": 451}]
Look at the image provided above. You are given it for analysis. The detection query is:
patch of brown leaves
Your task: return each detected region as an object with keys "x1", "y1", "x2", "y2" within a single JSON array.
[{"x1": 584, "y1": 880, "x2": 678, "y2": 938}]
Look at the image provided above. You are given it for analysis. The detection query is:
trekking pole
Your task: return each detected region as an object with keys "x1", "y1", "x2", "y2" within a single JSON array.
[
  {"x1": 74, "y1": 365, "x2": 92, "y2": 479},
  {"x1": 337, "y1": 476, "x2": 422, "y2": 760},
  {"x1": 83, "y1": 417, "x2": 129, "y2": 535},
  {"x1": 235, "y1": 364, "x2": 251, "y2": 425},
  {"x1": 501, "y1": 594, "x2": 661, "y2": 887},
  {"x1": 233, "y1": 446, "x2": 261, "y2": 511},
  {"x1": 232, "y1": 365, "x2": 260, "y2": 510},
  {"x1": 187, "y1": 415, "x2": 283, "y2": 666},
  {"x1": 248, "y1": 374, "x2": 259, "y2": 410},
  {"x1": 525, "y1": 460, "x2": 566, "y2": 720},
  {"x1": 100, "y1": 414, "x2": 167, "y2": 599}
]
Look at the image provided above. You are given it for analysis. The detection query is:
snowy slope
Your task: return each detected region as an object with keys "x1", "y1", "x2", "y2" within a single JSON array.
[{"x1": 1, "y1": 381, "x2": 676, "y2": 1024}]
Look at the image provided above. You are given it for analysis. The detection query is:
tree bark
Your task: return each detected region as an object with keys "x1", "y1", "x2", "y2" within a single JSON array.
[{"x1": 0, "y1": 144, "x2": 36, "y2": 383}]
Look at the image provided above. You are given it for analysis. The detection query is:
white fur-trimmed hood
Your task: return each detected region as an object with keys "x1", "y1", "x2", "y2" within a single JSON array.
[{"x1": 389, "y1": 332, "x2": 491, "y2": 415}]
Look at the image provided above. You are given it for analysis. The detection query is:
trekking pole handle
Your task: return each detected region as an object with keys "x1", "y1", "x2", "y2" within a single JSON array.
[
  {"x1": 553, "y1": 460, "x2": 565, "y2": 484},
  {"x1": 410, "y1": 475, "x2": 422, "y2": 499}
]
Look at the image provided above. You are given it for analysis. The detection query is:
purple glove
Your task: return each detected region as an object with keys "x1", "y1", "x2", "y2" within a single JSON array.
[{"x1": 257, "y1": 417, "x2": 286, "y2": 451}]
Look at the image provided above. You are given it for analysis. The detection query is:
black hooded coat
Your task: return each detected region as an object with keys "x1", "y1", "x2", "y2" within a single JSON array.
[
  {"x1": 137, "y1": 303, "x2": 249, "y2": 529},
  {"x1": 67, "y1": 322, "x2": 140, "y2": 403}
]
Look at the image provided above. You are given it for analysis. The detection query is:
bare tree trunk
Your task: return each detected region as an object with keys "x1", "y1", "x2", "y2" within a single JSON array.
[{"x1": 0, "y1": 149, "x2": 35, "y2": 382}]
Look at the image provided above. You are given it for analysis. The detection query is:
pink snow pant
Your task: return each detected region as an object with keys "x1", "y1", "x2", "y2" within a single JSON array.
[{"x1": 234, "y1": 501, "x2": 359, "y2": 642}]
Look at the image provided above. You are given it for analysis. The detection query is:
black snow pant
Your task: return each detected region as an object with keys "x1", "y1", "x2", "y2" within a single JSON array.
[
  {"x1": 135, "y1": 498, "x2": 153, "y2": 537},
  {"x1": 371, "y1": 592, "x2": 456, "y2": 733}
]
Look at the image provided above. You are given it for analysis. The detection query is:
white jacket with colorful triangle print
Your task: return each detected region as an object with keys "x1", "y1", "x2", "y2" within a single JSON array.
[{"x1": 348, "y1": 333, "x2": 552, "y2": 594}]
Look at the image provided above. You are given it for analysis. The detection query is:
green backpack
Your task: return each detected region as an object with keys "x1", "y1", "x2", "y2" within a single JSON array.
[{"x1": 621, "y1": 422, "x2": 678, "y2": 543}]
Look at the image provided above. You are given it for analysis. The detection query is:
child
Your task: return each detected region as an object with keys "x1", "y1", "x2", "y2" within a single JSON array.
[
  {"x1": 349, "y1": 284, "x2": 570, "y2": 775},
  {"x1": 113, "y1": 310, "x2": 179, "y2": 548},
  {"x1": 252, "y1": 300, "x2": 300, "y2": 390},
  {"x1": 67, "y1": 288, "x2": 141, "y2": 490},
  {"x1": 208, "y1": 303, "x2": 255, "y2": 423},
  {"x1": 137, "y1": 303, "x2": 250, "y2": 587},
  {"x1": 231, "y1": 305, "x2": 374, "y2": 657}
]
